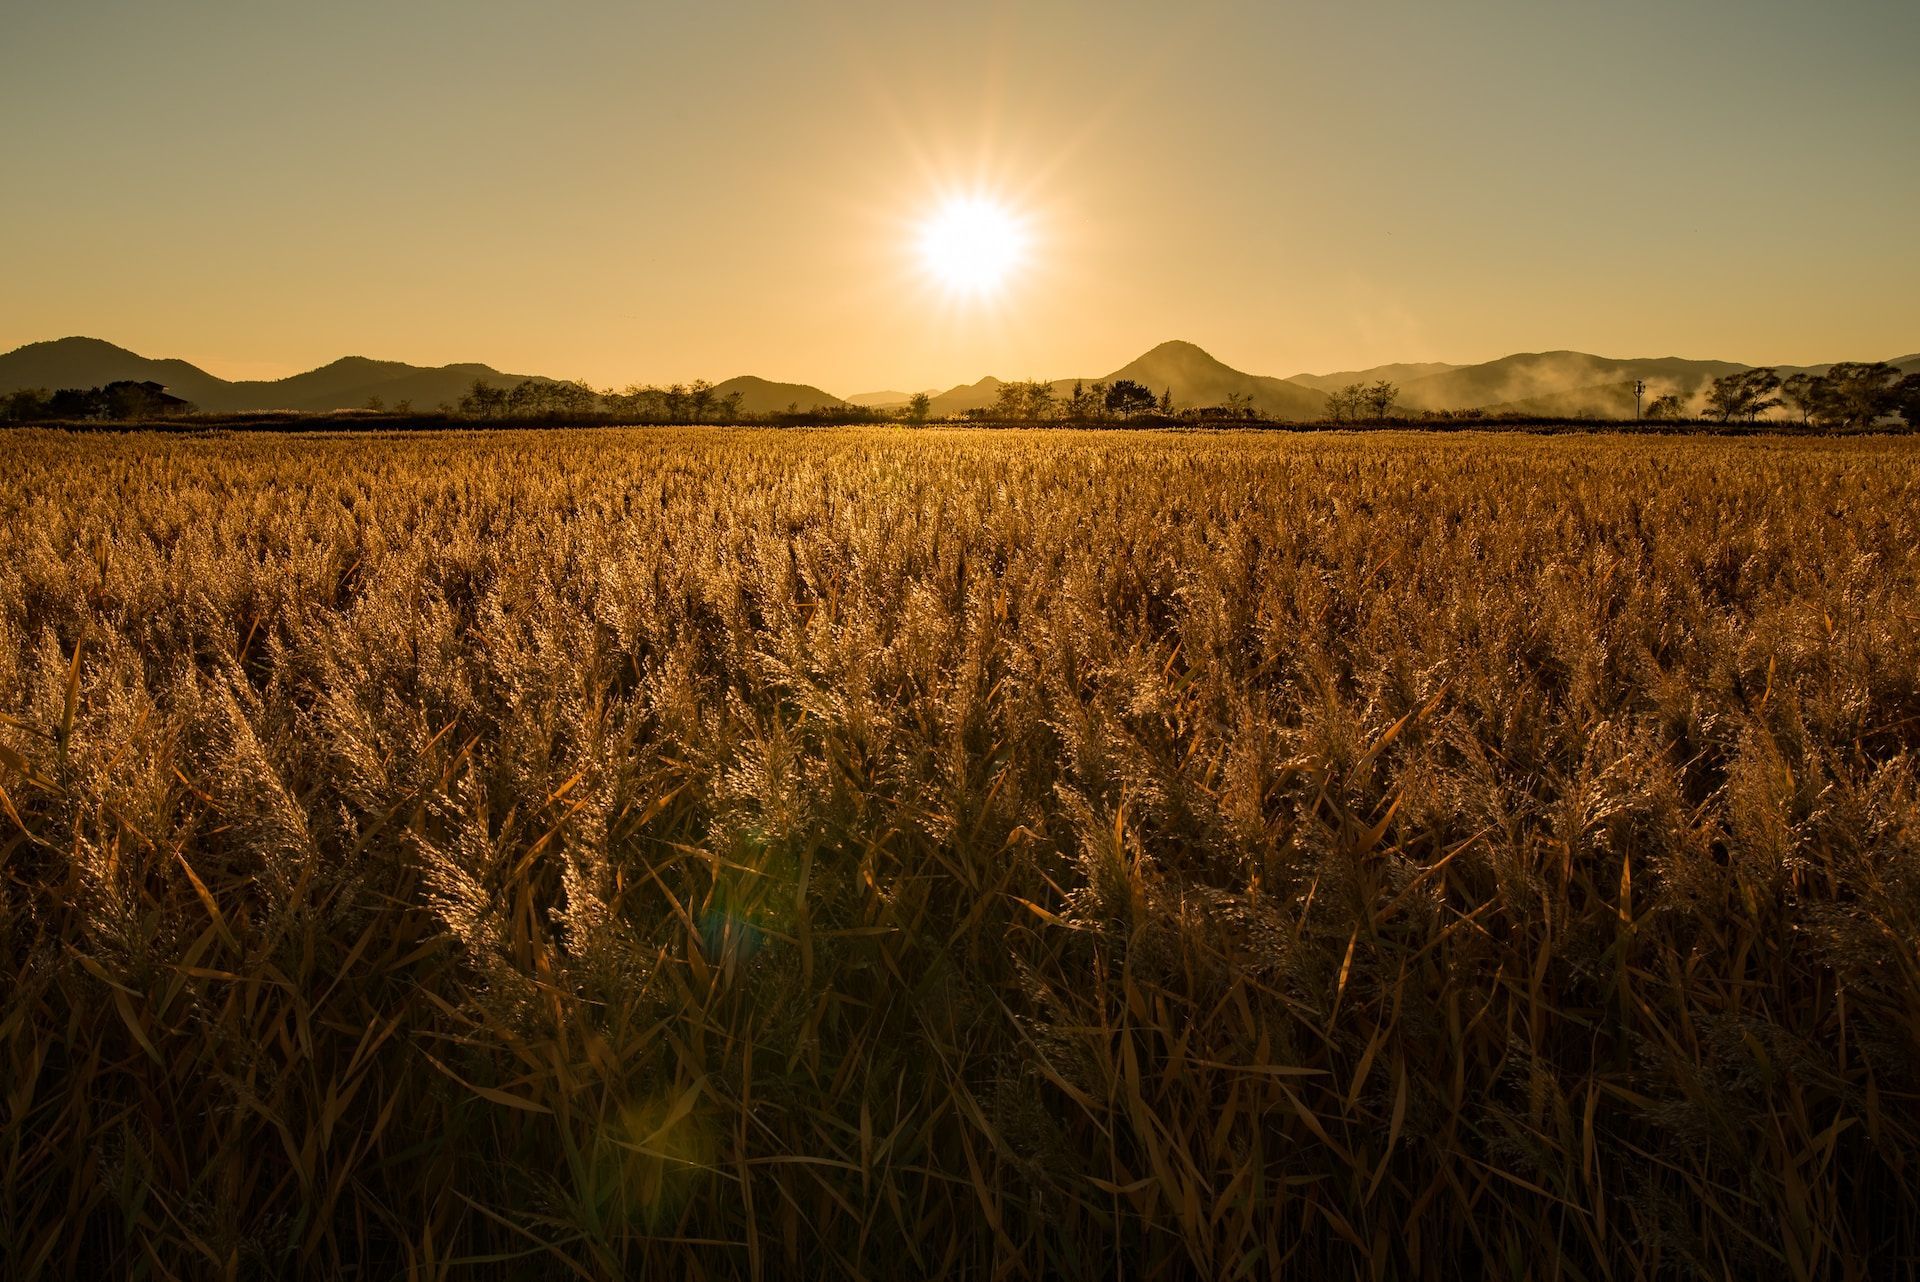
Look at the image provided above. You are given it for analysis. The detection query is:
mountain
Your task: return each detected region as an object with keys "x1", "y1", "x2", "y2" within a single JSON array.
[
  {"x1": 927, "y1": 342, "x2": 1329, "y2": 419},
  {"x1": 1774, "y1": 354, "x2": 1920, "y2": 378},
  {"x1": 709, "y1": 375, "x2": 845, "y2": 414},
  {"x1": 1381, "y1": 350, "x2": 1920, "y2": 417},
  {"x1": 928, "y1": 376, "x2": 1010, "y2": 417},
  {"x1": 1287, "y1": 361, "x2": 1461, "y2": 393},
  {"x1": 845, "y1": 390, "x2": 927, "y2": 408},
  {"x1": 1394, "y1": 351, "x2": 1749, "y2": 414},
  {"x1": 0, "y1": 337, "x2": 549, "y2": 412},
  {"x1": 7, "y1": 336, "x2": 1913, "y2": 423},
  {"x1": 243, "y1": 356, "x2": 557, "y2": 412},
  {"x1": 0, "y1": 337, "x2": 235, "y2": 406},
  {"x1": 1105, "y1": 341, "x2": 1326, "y2": 419},
  {"x1": 1483, "y1": 381, "x2": 1648, "y2": 418}
]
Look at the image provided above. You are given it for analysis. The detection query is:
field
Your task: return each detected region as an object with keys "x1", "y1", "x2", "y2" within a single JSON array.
[{"x1": 3, "y1": 426, "x2": 1918, "y2": 1279}]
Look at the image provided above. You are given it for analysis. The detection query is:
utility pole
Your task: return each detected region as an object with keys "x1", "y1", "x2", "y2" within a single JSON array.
[{"x1": 1634, "y1": 379, "x2": 1646, "y2": 420}]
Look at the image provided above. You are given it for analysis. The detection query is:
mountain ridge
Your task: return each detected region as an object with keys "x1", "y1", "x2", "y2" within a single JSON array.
[
  {"x1": 1287, "y1": 361, "x2": 1461, "y2": 393},
  {"x1": 4, "y1": 336, "x2": 1914, "y2": 419},
  {"x1": 709, "y1": 375, "x2": 846, "y2": 414},
  {"x1": 0, "y1": 338, "x2": 552, "y2": 413},
  {"x1": 927, "y1": 342, "x2": 1327, "y2": 418}
]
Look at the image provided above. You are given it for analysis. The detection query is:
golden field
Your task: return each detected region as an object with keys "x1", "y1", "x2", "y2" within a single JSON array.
[{"x1": 2, "y1": 427, "x2": 1917, "y2": 1279}]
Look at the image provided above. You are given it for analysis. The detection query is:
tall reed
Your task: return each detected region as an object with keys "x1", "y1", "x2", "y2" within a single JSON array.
[{"x1": 2, "y1": 427, "x2": 1916, "y2": 1278}]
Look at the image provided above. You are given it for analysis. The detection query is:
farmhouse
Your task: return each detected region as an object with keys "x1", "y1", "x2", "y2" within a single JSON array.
[{"x1": 120, "y1": 380, "x2": 192, "y2": 414}]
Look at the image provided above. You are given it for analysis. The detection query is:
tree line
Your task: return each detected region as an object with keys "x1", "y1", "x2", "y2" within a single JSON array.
[
  {"x1": 975, "y1": 378, "x2": 1410, "y2": 423},
  {"x1": 9, "y1": 367, "x2": 1917, "y2": 428},
  {"x1": 454, "y1": 378, "x2": 745, "y2": 422},
  {"x1": 1322, "y1": 381, "x2": 1401, "y2": 422},
  {"x1": 980, "y1": 379, "x2": 1170, "y2": 422},
  {"x1": 2, "y1": 382, "x2": 194, "y2": 422},
  {"x1": 1700, "y1": 362, "x2": 1919, "y2": 428}
]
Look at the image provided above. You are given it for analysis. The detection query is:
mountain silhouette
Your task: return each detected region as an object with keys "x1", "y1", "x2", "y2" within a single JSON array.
[
  {"x1": 1106, "y1": 341, "x2": 1326, "y2": 418},
  {"x1": 1393, "y1": 351, "x2": 1749, "y2": 414},
  {"x1": 256, "y1": 356, "x2": 558, "y2": 412},
  {"x1": 709, "y1": 376, "x2": 845, "y2": 414},
  {"x1": 5, "y1": 336, "x2": 1914, "y2": 421},
  {"x1": 1776, "y1": 354, "x2": 1920, "y2": 378},
  {"x1": 927, "y1": 376, "x2": 1010, "y2": 417},
  {"x1": 927, "y1": 342, "x2": 1327, "y2": 418},
  {"x1": 1318, "y1": 350, "x2": 1920, "y2": 415},
  {"x1": 1287, "y1": 361, "x2": 1461, "y2": 392},
  {"x1": 0, "y1": 337, "x2": 235, "y2": 406},
  {"x1": 0, "y1": 338, "x2": 548, "y2": 413},
  {"x1": 845, "y1": 390, "x2": 929, "y2": 408}
]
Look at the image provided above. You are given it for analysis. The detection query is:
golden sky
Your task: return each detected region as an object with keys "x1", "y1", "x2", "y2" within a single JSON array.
[{"x1": 3, "y1": 0, "x2": 1915, "y2": 394}]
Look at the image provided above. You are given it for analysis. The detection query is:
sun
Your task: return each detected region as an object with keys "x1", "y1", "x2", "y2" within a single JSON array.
[{"x1": 916, "y1": 196, "x2": 1028, "y2": 297}]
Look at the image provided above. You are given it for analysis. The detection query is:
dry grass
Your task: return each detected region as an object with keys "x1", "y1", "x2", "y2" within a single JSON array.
[{"x1": 2, "y1": 426, "x2": 1918, "y2": 1280}]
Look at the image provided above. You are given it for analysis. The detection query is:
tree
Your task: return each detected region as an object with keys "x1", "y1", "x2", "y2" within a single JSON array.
[
  {"x1": 1894, "y1": 373, "x2": 1920, "y2": 429},
  {"x1": 1324, "y1": 382, "x2": 1367, "y2": 423},
  {"x1": 1066, "y1": 380, "x2": 1094, "y2": 421},
  {"x1": 1159, "y1": 387, "x2": 1174, "y2": 415},
  {"x1": 1819, "y1": 362, "x2": 1902, "y2": 428},
  {"x1": 688, "y1": 380, "x2": 715, "y2": 423},
  {"x1": 1023, "y1": 380, "x2": 1056, "y2": 421},
  {"x1": 459, "y1": 379, "x2": 507, "y2": 417},
  {"x1": 993, "y1": 381, "x2": 1026, "y2": 419},
  {"x1": 1103, "y1": 379, "x2": 1155, "y2": 419},
  {"x1": 1644, "y1": 393, "x2": 1687, "y2": 421},
  {"x1": 1780, "y1": 372, "x2": 1829, "y2": 426},
  {"x1": 364, "y1": 394, "x2": 385, "y2": 412},
  {"x1": 1702, "y1": 368, "x2": 1780, "y2": 422},
  {"x1": 48, "y1": 387, "x2": 102, "y2": 419},
  {"x1": 906, "y1": 391, "x2": 932, "y2": 424},
  {"x1": 1363, "y1": 380, "x2": 1398, "y2": 420},
  {"x1": 2, "y1": 389, "x2": 49, "y2": 421},
  {"x1": 506, "y1": 380, "x2": 542, "y2": 416},
  {"x1": 554, "y1": 380, "x2": 600, "y2": 418}
]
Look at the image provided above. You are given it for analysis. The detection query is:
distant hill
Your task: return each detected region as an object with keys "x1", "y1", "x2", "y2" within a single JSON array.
[
  {"x1": 0, "y1": 337, "x2": 235, "y2": 407},
  {"x1": 845, "y1": 389, "x2": 929, "y2": 409},
  {"x1": 927, "y1": 342, "x2": 1919, "y2": 422},
  {"x1": 6, "y1": 336, "x2": 1913, "y2": 423},
  {"x1": 928, "y1": 376, "x2": 1010, "y2": 417},
  {"x1": 1106, "y1": 341, "x2": 1326, "y2": 419},
  {"x1": 1394, "y1": 351, "x2": 1749, "y2": 414},
  {"x1": 1287, "y1": 361, "x2": 1461, "y2": 393},
  {"x1": 0, "y1": 338, "x2": 549, "y2": 412},
  {"x1": 1483, "y1": 380, "x2": 1648, "y2": 418},
  {"x1": 1404, "y1": 351, "x2": 1920, "y2": 417},
  {"x1": 1774, "y1": 354, "x2": 1920, "y2": 378},
  {"x1": 928, "y1": 341, "x2": 1328, "y2": 419},
  {"x1": 246, "y1": 356, "x2": 558, "y2": 413},
  {"x1": 1406, "y1": 354, "x2": 1920, "y2": 418},
  {"x1": 709, "y1": 375, "x2": 845, "y2": 415}
]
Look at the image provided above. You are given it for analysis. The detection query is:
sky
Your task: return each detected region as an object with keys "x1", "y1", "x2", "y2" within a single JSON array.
[{"x1": 3, "y1": 0, "x2": 1916, "y2": 395}]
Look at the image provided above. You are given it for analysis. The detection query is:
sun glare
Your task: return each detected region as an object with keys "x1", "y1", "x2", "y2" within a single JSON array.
[{"x1": 916, "y1": 197, "x2": 1028, "y2": 297}]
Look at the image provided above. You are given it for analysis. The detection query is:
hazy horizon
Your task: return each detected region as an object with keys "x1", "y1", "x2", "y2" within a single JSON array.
[
  {"x1": 9, "y1": 332, "x2": 1920, "y2": 404},
  {"x1": 4, "y1": 0, "x2": 1915, "y2": 392}
]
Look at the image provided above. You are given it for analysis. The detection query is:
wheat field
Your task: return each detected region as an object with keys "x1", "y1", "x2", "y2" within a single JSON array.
[{"x1": 2, "y1": 427, "x2": 1917, "y2": 1279}]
